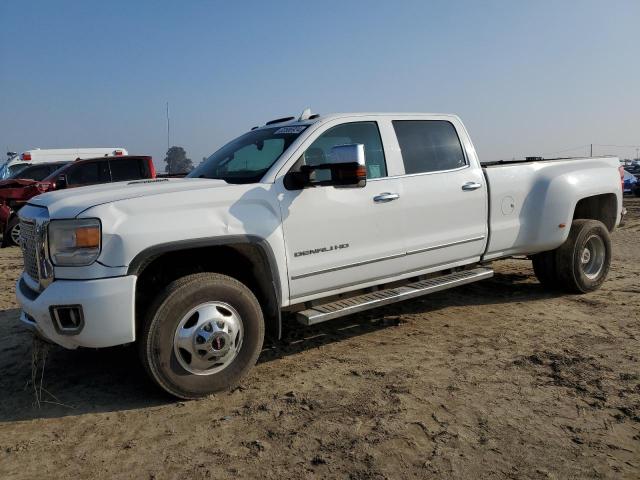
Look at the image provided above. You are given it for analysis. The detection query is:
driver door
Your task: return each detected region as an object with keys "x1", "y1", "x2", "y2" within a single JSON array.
[{"x1": 278, "y1": 120, "x2": 406, "y2": 302}]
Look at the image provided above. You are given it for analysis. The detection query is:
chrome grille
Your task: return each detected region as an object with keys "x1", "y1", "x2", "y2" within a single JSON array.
[{"x1": 20, "y1": 219, "x2": 39, "y2": 280}]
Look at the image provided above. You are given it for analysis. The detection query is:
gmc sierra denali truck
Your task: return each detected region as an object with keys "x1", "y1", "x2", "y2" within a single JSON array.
[{"x1": 15, "y1": 111, "x2": 623, "y2": 399}]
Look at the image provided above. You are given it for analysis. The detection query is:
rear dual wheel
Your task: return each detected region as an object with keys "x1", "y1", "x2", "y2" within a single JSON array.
[
  {"x1": 532, "y1": 219, "x2": 611, "y2": 293},
  {"x1": 139, "y1": 273, "x2": 264, "y2": 399}
]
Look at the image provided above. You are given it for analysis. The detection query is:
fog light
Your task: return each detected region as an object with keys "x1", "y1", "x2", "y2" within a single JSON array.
[{"x1": 50, "y1": 305, "x2": 84, "y2": 335}]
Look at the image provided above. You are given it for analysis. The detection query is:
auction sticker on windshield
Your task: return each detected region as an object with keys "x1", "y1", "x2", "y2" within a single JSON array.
[{"x1": 274, "y1": 126, "x2": 307, "y2": 135}]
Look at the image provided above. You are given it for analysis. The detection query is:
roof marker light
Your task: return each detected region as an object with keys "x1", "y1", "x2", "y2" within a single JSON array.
[{"x1": 298, "y1": 108, "x2": 312, "y2": 121}]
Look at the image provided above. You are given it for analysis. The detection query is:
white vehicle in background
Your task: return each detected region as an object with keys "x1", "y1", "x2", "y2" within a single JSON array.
[
  {"x1": 14, "y1": 111, "x2": 624, "y2": 399},
  {"x1": 1, "y1": 148, "x2": 128, "y2": 180}
]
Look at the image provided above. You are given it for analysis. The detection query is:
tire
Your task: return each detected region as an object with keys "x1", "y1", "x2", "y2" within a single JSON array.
[
  {"x1": 531, "y1": 250, "x2": 559, "y2": 289},
  {"x1": 4, "y1": 216, "x2": 20, "y2": 247},
  {"x1": 555, "y1": 219, "x2": 611, "y2": 293},
  {"x1": 139, "y1": 272, "x2": 264, "y2": 399}
]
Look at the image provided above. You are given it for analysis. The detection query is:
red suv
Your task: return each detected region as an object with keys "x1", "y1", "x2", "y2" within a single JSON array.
[{"x1": 0, "y1": 155, "x2": 155, "y2": 246}]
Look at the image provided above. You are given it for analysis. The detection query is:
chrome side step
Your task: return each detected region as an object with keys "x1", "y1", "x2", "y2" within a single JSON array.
[{"x1": 296, "y1": 267, "x2": 493, "y2": 326}]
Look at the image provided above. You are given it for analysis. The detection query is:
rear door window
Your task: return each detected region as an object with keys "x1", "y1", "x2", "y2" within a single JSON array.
[
  {"x1": 392, "y1": 120, "x2": 466, "y2": 174},
  {"x1": 66, "y1": 161, "x2": 111, "y2": 186},
  {"x1": 110, "y1": 158, "x2": 147, "y2": 182}
]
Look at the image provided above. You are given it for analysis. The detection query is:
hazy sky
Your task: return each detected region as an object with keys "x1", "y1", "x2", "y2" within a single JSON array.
[{"x1": 1, "y1": 0, "x2": 639, "y2": 170}]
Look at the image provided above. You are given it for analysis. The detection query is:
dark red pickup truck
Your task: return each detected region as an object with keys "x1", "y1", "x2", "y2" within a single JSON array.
[{"x1": 0, "y1": 155, "x2": 155, "y2": 246}]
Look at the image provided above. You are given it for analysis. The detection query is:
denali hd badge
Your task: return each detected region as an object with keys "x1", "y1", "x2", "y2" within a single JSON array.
[{"x1": 294, "y1": 243, "x2": 349, "y2": 257}]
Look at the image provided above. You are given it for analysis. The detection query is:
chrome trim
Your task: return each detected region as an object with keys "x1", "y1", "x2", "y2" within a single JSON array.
[
  {"x1": 406, "y1": 235, "x2": 486, "y2": 256},
  {"x1": 20, "y1": 218, "x2": 39, "y2": 280},
  {"x1": 373, "y1": 192, "x2": 400, "y2": 203},
  {"x1": 291, "y1": 236, "x2": 486, "y2": 281},
  {"x1": 367, "y1": 164, "x2": 470, "y2": 181},
  {"x1": 36, "y1": 216, "x2": 54, "y2": 289},
  {"x1": 461, "y1": 181, "x2": 482, "y2": 191},
  {"x1": 291, "y1": 251, "x2": 406, "y2": 280},
  {"x1": 18, "y1": 207, "x2": 53, "y2": 291},
  {"x1": 290, "y1": 256, "x2": 481, "y2": 300}
]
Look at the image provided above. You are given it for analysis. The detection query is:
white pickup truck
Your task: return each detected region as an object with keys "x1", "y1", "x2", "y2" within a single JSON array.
[{"x1": 15, "y1": 111, "x2": 624, "y2": 398}]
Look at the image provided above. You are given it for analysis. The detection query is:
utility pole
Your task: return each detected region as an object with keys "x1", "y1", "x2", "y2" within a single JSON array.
[{"x1": 166, "y1": 102, "x2": 170, "y2": 153}]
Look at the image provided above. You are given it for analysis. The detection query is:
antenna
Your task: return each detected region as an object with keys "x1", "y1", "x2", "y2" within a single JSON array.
[{"x1": 166, "y1": 102, "x2": 170, "y2": 151}]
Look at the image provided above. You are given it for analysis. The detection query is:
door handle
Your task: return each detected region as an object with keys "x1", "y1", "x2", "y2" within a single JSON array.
[
  {"x1": 373, "y1": 192, "x2": 400, "y2": 203},
  {"x1": 461, "y1": 182, "x2": 482, "y2": 191}
]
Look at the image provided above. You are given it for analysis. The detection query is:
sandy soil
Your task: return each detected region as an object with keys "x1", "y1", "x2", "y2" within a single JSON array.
[{"x1": 0, "y1": 199, "x2": 638, "y2": 480}]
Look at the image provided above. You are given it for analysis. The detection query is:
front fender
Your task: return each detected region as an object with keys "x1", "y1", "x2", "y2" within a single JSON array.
[{"x1": 57, "y1": 184, "x2": 290, "y2": 304}]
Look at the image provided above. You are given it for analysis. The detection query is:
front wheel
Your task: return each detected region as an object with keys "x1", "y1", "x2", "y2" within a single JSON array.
[
  {"x1": 555, "y1": 219, "x2": 612, "y2": 293},
  {"x1": 139, "y1": 273, "x2": 264, "y2": 399}
]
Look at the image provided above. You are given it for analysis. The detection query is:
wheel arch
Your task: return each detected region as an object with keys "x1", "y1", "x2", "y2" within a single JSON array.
[
  {"x1": 129, "y1": 235, "x2": 282, "y2": 340},
  {"x1": 572, "y1": 193, "x2": 618, "y2": 231},
  {"x1": 1, "y1": 211, "x2": 19, "y2": 247}
]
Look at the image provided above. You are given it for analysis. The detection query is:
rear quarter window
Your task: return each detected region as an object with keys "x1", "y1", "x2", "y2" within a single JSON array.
[{"x1": 110, "y1": 159, "x2": 148, "y2": 182}]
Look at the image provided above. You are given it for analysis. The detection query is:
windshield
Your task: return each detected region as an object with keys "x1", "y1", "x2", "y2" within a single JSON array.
[
  {"x1": 188, "y1": 126, "x2": 307, "y2": 184},
  {"x1": 0, "y1": 155, "x2": 19, "y2": 179},
  {"x1": 7, "y1": 163, "x2": 29, "y2": 178}
]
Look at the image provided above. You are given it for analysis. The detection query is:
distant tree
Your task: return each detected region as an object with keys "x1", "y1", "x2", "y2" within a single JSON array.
[{"x1": 164, "y1": 146, "x2": 193, "y2": 173}]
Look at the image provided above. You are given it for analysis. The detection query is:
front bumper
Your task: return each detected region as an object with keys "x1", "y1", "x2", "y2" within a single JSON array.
[{"x1": 16, "y1": 273, "x2": 137, "y2": 349}]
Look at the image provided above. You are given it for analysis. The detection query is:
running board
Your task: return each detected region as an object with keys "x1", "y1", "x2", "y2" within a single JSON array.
[{"x1": 296, "y1": 267, "x2": 493, "y2": 326}]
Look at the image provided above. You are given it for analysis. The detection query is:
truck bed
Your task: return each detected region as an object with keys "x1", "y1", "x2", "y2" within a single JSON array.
[{"x1": 481, "y1": 156, "x2": 622, "y2": 260}]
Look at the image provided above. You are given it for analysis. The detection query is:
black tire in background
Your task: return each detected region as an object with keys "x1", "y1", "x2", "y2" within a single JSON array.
[
  {"x1": 139, "y1": 272, "x2": 264, "y2": 399},
  {"x1": 555, "y1": 219, "x2": 612, "y2": 294},
  {"x1": 3, "y1": 216, "x2": 20, "y2": 247}
]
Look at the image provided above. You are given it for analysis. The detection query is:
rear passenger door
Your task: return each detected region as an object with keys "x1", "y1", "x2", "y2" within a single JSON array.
[{"x1": 391, "y1": 118, "x2": 488, "y2": 270}]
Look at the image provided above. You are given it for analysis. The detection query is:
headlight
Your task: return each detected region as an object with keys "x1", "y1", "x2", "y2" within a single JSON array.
[{"x1": 48, "y1": 219, "x2": 101, "y2": 266}]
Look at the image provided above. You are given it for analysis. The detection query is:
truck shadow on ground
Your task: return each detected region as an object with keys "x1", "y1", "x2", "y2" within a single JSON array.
[
  {"x1": 0, "y1": 269, "x2": 560, "y2": 423},
  {"x1": 260, "y1": 268, "x2": 559, "y2": 363}
]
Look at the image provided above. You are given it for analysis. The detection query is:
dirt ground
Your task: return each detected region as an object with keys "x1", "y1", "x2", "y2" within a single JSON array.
[{"x1": 0, "y1": 200, "x2": 638, "y2": 480}]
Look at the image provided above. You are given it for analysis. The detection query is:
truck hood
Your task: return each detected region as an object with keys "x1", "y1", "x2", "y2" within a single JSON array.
[{"x1": 28, "y1": 178, "x2": 231, "y2": 218}]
